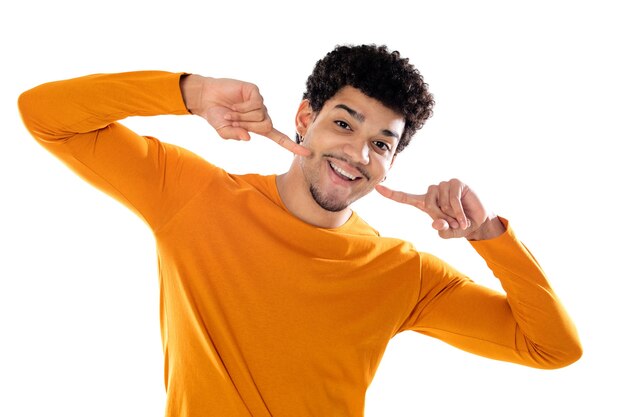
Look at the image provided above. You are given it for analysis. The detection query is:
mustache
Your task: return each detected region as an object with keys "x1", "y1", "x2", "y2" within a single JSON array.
[{"x1": 321, "y1": 153, "x2": 371, "y2": 180}]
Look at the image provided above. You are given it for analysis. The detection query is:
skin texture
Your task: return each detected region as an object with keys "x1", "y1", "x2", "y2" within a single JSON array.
[
  {"x1": 301, "y1": 44, "x2": 435, "y2": 154},
  {"x1": 277, "y1": 86, "x2": 404, "y2": 228},
  {"x1": 181, "y1": 75, "x2": 505, "y2": 239},
  {"x1": 180, "y1": 74, "x2": 310, "y2": 156}
]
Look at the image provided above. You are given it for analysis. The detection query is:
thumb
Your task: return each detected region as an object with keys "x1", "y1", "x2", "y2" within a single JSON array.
[{"x1": 216, "y1": 125, "x2": 251, "y2": 141}]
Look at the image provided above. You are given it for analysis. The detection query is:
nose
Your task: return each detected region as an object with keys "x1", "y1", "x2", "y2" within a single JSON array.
[{"x1": 342, "y1": 139, "x2": 370, "y2": 165}]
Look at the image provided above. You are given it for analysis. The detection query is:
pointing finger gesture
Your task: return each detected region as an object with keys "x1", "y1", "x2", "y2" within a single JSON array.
[
  {"x1": 181, "y1": 75, "x2": 310, "y2": 156},
  {"x1": 376, "y1": 180, "x2": 503, "y2": 240}
]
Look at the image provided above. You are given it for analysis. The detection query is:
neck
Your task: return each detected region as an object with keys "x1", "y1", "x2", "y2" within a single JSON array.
[{"x1": 276, "y1": 162, "x2": 353, "y2": 229}]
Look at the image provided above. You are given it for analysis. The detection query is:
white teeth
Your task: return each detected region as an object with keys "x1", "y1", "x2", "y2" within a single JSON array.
[{"x1": 329, "y1": 161, "x2": 357, "y2": 180}]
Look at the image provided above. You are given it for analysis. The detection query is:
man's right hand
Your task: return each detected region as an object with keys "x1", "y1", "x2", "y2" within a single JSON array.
[{"x1": 180, "y1": 74, "x2": 310, "y2": 156}]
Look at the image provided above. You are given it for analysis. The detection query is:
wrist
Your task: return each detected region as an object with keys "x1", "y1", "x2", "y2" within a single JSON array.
[
  {"x1": 180, "y1": 74, "x2": 208, "y2": 115},
  {"x1": 466, "y1": 214, "x2": 506, "y2": 241}
]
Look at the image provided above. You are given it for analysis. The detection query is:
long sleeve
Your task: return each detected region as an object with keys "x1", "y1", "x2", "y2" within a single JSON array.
[
  {"x1": 400, "y1": 219, "x2": 582, "y2": 369},
  {"x1": 18, "y1": 71, "x2": 213, "y2": 231}
]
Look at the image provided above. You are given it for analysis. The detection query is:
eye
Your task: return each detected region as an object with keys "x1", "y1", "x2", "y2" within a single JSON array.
[
  {"x1": 334, "y1": 120, "x2": 352, "y2": 130},
  {"x1": 373, "y1": 140, "x2": 391, "y2": 152}
]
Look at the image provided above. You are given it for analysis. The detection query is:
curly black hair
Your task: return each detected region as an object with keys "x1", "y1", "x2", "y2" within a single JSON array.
[{"x1": 301, "y1": 44, "x2": 434, "y2": 154}]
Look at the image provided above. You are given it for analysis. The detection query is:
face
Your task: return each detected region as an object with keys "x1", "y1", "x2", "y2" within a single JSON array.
[{"x1": 295, "y1": 86, "x2": 405, "y2": 212}]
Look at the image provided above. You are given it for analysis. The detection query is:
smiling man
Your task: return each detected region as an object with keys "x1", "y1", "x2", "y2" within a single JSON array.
[
  {"x1": 278, "y1": 86, "x2": 405, "y2": 227},
  {"x1": 18, "y1": 44, "x2": 581, "y2": 417}
]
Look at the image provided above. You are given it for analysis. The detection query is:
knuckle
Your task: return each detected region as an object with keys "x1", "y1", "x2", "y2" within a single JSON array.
[
  {"x1": 248, "y1": 82, "x2": 261, "y2": 94},
  {"x1": 426, "y1": 199, "x2": 439, "y2": 211},
  {"x1": 259, "y1": 120, "x2": 272, "y2": 133}
]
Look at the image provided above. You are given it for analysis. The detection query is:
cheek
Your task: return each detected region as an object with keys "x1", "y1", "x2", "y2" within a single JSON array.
[
  {"x1": 370, "y1": 156, "x2": 393, "y2": 180},
  {"x1": 303, "y1": 124, "x2": 344, "y2": 148}
]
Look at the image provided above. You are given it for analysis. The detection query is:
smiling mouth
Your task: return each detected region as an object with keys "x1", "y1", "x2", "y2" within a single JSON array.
[{"x1": 329, "y1": 161, "x2": 360, "y2": 181}]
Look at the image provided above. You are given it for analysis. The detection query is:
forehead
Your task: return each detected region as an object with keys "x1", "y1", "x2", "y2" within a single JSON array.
[{"x1": 321, "y1": 86, "x2": 405, "y2": 130}]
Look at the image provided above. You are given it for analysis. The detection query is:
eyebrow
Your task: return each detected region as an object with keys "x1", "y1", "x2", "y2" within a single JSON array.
[
  {"x1": 334, "y1": 104, "x2": 400, "y2": 140},
  {"x1": 335, "y1": 104, "x2": 365, "y2": 123}
]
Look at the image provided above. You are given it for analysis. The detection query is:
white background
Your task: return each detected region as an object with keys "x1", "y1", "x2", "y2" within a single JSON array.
[{"x1": 1, "y1": 0, "x2": 624, "y2": 416}]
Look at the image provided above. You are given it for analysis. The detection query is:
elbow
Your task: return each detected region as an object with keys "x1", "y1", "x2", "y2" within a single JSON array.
[
  {"x1": 17, "y1": 86, "x2": 37, "y2": 115},
  {"x1": 18, "y1": 90, "x2": 30, "y2": 119},
  {"x1": 539, "y1": 340, "x2": 583, "y2": 370},
  {"x1": 556, "y1": 341, "x2": 584, "y2": 369},
  {"x1": 18, "y1": 87, "x2": 56, "y2": 142},
  {"x1": 18, "y1": 88, "x2": 37, "y2": 132}
]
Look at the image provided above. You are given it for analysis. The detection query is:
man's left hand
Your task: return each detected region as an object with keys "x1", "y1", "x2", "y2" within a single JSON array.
[{"x1": 375, "y1": 179, "x2": 505, "y2": 240}]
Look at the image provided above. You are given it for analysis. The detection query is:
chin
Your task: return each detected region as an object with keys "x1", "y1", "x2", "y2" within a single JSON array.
[{"x1": 309, "y1": 185, "x2": 353, "y2": 212}]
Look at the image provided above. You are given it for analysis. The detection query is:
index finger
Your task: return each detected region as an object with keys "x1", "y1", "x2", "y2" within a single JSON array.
[
  {"x1": 265, "y1": 128, "x2": 311, "y2": 156},
  {"x1": 375, "y1": 184, "x2": 426, "y2": 210}
]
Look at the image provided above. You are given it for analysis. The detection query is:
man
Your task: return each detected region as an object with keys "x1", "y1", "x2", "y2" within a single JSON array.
[{"x1": 19, "y1": 44, "x2": 581, "y2": 416}]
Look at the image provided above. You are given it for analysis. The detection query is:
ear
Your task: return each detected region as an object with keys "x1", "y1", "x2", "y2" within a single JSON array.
[{"x1": 295, "y1": 99, "x2": 314, "y2": 138}]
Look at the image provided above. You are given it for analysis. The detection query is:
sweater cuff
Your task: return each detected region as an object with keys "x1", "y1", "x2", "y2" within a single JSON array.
[{"x1": 469, "y1": 217, "x2": 519, "y2": 257}]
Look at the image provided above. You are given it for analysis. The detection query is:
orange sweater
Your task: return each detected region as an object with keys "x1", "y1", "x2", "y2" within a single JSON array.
[{"x1": 18, "y1": 72, "x2": 581, "y2": 417}]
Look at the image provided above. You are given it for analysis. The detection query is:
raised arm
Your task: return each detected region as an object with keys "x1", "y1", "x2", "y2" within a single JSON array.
[
  {"x1": 18, "y1": 71, "x2": 207, "y2": 231},
  {"x1": 379, "y1": 179, "x2": 582, "y2": 369},
  {"x1": 18, "y1": 71, "x2": 306, "y2": 231}
]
